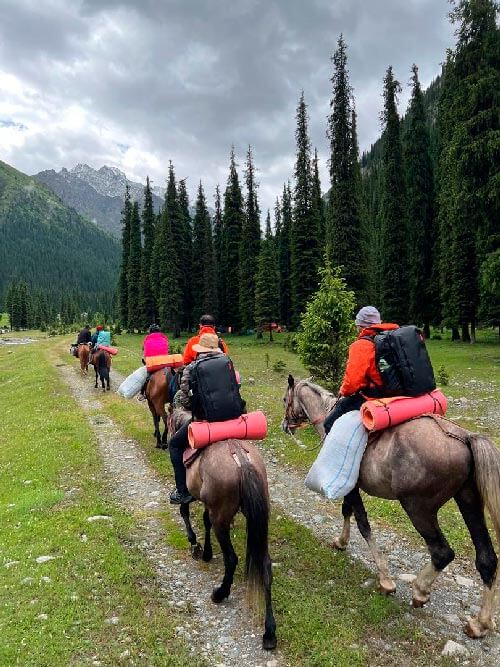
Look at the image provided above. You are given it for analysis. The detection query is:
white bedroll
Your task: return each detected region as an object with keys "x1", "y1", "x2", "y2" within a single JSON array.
[
  {"x1": 117, "y1": 366, "x2": 148, "y2": 399},
  {"x1": 305, "y1": 411, "x2": 368, "y2": 500}
]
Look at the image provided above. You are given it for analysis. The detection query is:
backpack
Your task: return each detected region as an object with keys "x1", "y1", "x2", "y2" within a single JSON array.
[
  {"x1": 189, "y1": 354, "x2": 245, "y2": 422},
  {"x1": 363, "y1": 326, "x2": 436, "y2": 397}
]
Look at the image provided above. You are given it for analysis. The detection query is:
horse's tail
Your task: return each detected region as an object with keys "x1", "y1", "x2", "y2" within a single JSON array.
[
  {"x1": 469, "y1": 434, "x2": 500, "y2": 547},
  {"x1": 239, "y1": 452, "x2": 270, "y2": 608},
  {"x1": 98, "y1": 351, "x2": 109, "y2": 379}
]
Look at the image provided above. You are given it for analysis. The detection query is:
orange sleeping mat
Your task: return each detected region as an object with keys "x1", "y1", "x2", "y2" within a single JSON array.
[{"x1": 361, "y1": 390, "x2": 447, "y2": 432}]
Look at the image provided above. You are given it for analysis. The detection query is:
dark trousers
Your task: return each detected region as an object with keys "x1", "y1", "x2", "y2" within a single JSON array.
[
  {"x1": 323, "y1": 393, "x2": 366, "y2": 435},
  {"x1": 169, "y1": 421, "x2": 191, "y2": 493}
]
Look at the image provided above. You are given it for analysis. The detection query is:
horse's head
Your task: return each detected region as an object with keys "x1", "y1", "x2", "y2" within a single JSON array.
[{"x1": 281, "y1": 374, "x2": 310, "y2": 434}]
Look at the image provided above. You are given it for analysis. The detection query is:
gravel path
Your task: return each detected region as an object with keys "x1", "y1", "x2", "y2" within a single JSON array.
[
  {"x1": 60, "y1": 359, "x2": 499, "y2": 665},
  {"x1": 57, "y1": 361, "x2": 282, "y2": 667}
]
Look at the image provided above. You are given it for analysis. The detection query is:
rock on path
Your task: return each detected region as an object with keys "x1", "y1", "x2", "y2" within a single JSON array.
[{"x1": 57, "y1": 361, "x2": 282, "y2": 667}]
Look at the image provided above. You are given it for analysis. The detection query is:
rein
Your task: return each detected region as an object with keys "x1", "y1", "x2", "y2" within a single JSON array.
[{"x1": 285, "y1": 382, "x2": 328, "y2": 451}]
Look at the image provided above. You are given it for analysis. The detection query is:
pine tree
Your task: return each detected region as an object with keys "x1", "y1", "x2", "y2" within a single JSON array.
[
  {"x1": 403, "y1": 65, "x2": 436, "y2": 337},
  {"x1": 213, "y1": 185, "x2": 223, "y2": 321},
  {"x1": 311, "y1": 148, "x2": 325, "y2": 241},
  {"x1": 278, "y1": 183, "x2": 293, "y2": 326},
  {"x1": 221, "y1": 147, "x2": 244, "y2": 329},
  {"x1": 139, "y1": 177, "x2": 157, "y2": 328},
  {"x1": 191, "y1": 182, "x2": 217, "y2": 322},
  {"x1": 118, "y1": 184, "x2": 132, "y2": 326},
  {"x1": 239, "y1": 146, "x2": 262, "y2": 331},
  {"x1": 379, "y1": 66, "x2": 409, "y2": 323},
  {"x1": 127, "y1": 201, "x2": 142, "y2": 330},
  {"x1": 150, "y1": 210, "x2": 163, "y2": 309},
  {"x1": 326, "y1": 35, "x2": 364, "y2": 300},
  {"x1": 161, "y1": 163, "x2": 183, "y2": 336},
  {"x1": 290, "y1": 92, "x2": 322, "y2": 328},
  {"x1": 155, "y1": 203, "x2": 181, "y2": 335},
  {"x1": 437, "y1": 0, "x2": 499, "y2": 342},
  {"x1": 254, "y1": 212, "x2": 280, "y2": 340},
  {"x1": 178, "y1": 178, "x2": 194, "y2": 330}
]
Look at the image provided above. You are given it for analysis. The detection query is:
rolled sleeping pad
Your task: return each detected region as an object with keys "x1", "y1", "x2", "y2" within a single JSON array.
[
  {"x1": 188, "y1": 410, "x2": 268, "y2": 449},
  {"x1": 145, "y1": 353, "x2": 183, "y2": 372},
  {"x1": 117, "y1": 366, "x2": 149, "y2": 399},
  {"x1": 360, "y1": 389, "x2": 447, "y2": 432},
  {"x1": 98, "y1": 344, "x2": 118, "y2": 355}
]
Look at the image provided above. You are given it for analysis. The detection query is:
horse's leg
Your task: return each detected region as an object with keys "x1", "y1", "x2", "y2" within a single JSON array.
[
  {"x1": 106, "y1": 366, "x2": 110, "y2": 390},
  {"x1": 400, "y1": 496, "x2": 455, "y2": 607},
  {"x1": 161, "y1": 410, "x2": 169, "y2": 448},
  {"x1": 455, "y1": 482, "x2": 498, "y2": 637},
  {"x1": 211, "y1": 517, "x2": 238, "y2": 603},
  {"x1": 349, "y1": 489, "x2": 396, "y2": 594},
  {"x1": 147, "y1": 399, "x2": 162, "y2": 448},
  {"x1": 332, "y1": 495, "x2": 353, "y2": 550},
  {"x1": 94, "y1": 367, "x2": 98, "y2": 388},
  {"x1": 179, "y1": 504, "x2": 203, "y2": 559},
  {"x1": 262, "y1": 547, "x2": 277, "y2": 650},
  {"x1": 202, "y1": 508, "x2": 213, "y2": 562}
]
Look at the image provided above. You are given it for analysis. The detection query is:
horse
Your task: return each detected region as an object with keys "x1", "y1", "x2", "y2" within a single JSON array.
[
  {"x1": 90, "y1": 348, "x2": 111, "y2": 391},
  {"x1": 169, "y1": 405, "x2": 277, "y2": 650},
  {"x1": 282, "y1": 375, "x2": 500, "y2": 639},
  {"x1": 145, "y1": 367, "x2": 180, "y2": 449},
  {"x1": 77, "y1": 343, "x2": 90, "y2": 376}
]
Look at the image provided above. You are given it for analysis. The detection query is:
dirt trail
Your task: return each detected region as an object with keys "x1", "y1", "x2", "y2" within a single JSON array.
[
  {"x1": 105, "y1": 365, "x2": 500, "y2": 666},
  {"x1": 57, "y1": 360, "x2": 283, "y2": 667}
]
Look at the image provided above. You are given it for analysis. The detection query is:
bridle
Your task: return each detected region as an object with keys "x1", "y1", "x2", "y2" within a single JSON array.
[{"x1": 284, "y1": 381, "x2": 326, "y2": 431}]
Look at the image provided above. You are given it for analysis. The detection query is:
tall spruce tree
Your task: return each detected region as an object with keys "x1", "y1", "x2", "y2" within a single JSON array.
[
  {"x1": 312, "y1": 149, "x2": 325, "y2": 236},
  {"x1": 379, "y1": 66, "x2": 409, "y2": 323},
  {"x1": 239, "y1": 146, "x2": 262, "y2": 331},
  {"x1": 290, "y1": 92, "x2": 322, "y2": 327},
  {"x1": 118, "y1": 184, "x2": 132, "y2": 325},
  {"x1": 162, "y1": 163, "x2": 183, "y2": 336},
  {"x1": 254, "y1": 211, "x2": 280, "y2": 340},
  {"x1": 213, "y1": 185, "x2": 224, "y2": 320},
  {"x1": 127, "y1": 201, "x2": 142, "y2": 331},
  {"x1": 192, "y1": 182, "x2": 218, "y2": 322},
  {"x1": 437, "y1": 0, "x2": 499, "y2": 342},
  {"x1": 150, "y1": 210, "x2": 163, "y2": 308},
  {"x1": 178, "y1": 178, "x2": 194, "y2": 330},
  {"x1": 221, "y1": 147, "x2": 244, "y2": 329},
  {"x1": 139, "y1": 177, "x2": 157, "y2": 328},
  {"x1": 327, "y1": 35, "x2": 364, "y2": 300},
  {"x1": 403, "y1": 65, "x2": 436, "y2": 337},
  {"x1": 278, "y1": 183, "x2": 293, "y2": 326}
]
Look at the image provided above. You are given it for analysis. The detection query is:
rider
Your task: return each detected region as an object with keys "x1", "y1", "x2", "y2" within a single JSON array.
[
  {"x1": 91, "y1": 325, "x2": 103, "y2": 348},
  {"x1": 76, "y1": 324, "x2": 92, "y2": 345},
  {"x1": 139, "y1": 324, "x2": 170, "y2": 400},
  {"x1": 183, "y1": 314, "x2": 228, "y2": 365},
  {"x1": 169, "y1": 332, "x2": 234, "y2": 505},
  {"x1": 323, "y1": 306, "x2": 399, "y2": 435},
  {"x1": 95, "y1": 326, "x2": 112, "y2": 349}
]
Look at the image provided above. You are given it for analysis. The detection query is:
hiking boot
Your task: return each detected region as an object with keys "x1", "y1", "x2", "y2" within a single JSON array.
[
  {"x1": 169, "y1": 489, "x2": 194, "y2": 505},
  {"x1": 137, "y1": 393, "x2": 147, "y2": 402}
]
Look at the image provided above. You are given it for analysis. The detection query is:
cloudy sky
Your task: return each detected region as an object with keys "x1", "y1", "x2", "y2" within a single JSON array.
[{"x1": 0, "y1": 0, "x2": 455, "y2": 215}]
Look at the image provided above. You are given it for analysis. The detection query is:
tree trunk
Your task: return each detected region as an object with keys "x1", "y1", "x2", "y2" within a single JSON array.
[
  {"x1": 470, "y1": 319, "x2": 476, "y2": 344},
  {"x1": 451, "y1": 326, "x2": 460, "y2": 341},
  {"x1": 423, "y1": 322, "x2": 430, "y2": 339},
  {"x1": 461, "y1": 323, "x2": 470, "y2": 342},
  {"x1": 269, "y1": 327, "x2": 273, "y2": 342}
]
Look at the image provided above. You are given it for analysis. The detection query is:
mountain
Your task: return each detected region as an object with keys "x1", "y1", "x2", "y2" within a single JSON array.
[
  {"x1": 35, "y1": 164, "x2": 164, "y2": 238},
  {"x1": 0, "y1": 159, "x2": 120, "y2": 304}
]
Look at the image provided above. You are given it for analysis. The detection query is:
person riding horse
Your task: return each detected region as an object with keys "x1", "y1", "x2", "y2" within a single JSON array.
[
  {"x1": 323, "y1": 306, "x2": 398, "y2": 434},
  {"x1": 139, "y1": 324, "x2": 170, "y2": 401},
  {"x1": 76, "y1": 324, "x2": 92, "y2": 346},
  {"x1": 183, "y1": 314, "x2": 228, "y2": 365}
]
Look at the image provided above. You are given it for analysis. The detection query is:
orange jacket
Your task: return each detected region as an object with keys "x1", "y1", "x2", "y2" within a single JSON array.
[
  {"x1": 339, "y1": 323, "x2": 399, "y2": 397},
  {"x1": 182, "y1": 326, "x2": 229, "y2": 365}
]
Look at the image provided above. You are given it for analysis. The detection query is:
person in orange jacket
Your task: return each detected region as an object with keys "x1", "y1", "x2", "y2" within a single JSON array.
[
  {"x1": 183, "y1": 314, "x2": 228, "y2": 365},
  {"x1": 323, "y1": 306, "x2": 399, "y2": 435}
]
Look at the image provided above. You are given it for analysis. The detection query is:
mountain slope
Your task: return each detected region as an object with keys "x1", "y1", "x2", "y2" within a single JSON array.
[{"x1": 0, "y1": 160, "x2": 120, "y2": 302}]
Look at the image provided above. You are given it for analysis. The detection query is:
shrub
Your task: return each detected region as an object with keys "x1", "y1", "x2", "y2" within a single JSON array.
[
  {"x1": 437, "y1": 365, "x2": 449, "y2": 386},
  {"x1": 296, "y1": 263, "x2": 356, "y2": 390},
  {"x1": 272, "y1": 359, "x2": 286, "y2": 373}
]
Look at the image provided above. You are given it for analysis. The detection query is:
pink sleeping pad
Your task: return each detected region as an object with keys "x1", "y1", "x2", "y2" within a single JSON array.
[
  {"x1": 361, "y1": 390, "x2": 447, "y2": 432},
  {"x1": 188, "y1": 411, "x2": 268, "y2": 449},
  {"x1": 98, "y1": 345, "x2": 118, "y2": 356}
]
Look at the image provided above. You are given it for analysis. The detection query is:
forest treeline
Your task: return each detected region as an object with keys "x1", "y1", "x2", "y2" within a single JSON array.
[{"x1": 119, "y1": 0, "x2": 498, "y2": 340}]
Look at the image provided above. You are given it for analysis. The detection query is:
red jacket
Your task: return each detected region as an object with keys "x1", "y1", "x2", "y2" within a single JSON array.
[
  {"x1": 183, "y1": 326, "x2": 228, "y2": 365},
  {"x1": 339, "y1": 323, "x2": 399, "y2": 397}
]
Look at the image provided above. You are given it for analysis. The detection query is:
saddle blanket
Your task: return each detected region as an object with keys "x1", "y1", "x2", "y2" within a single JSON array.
[
  {"x1": 117, "y1": 366, "x2": 148, "y2": 399},
  {"x1": 305, "y1": 411, "x2": 368, "y2": 500}
]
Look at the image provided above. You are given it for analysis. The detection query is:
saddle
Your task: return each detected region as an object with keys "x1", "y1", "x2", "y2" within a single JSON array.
[{"x1": 183, "y1": 439, "x2": 251, "y2": 468}]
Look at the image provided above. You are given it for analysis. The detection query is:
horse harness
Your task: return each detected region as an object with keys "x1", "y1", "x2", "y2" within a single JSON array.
[{"x1": 285, "y1": 383, "x2": 326, "y2": 431}]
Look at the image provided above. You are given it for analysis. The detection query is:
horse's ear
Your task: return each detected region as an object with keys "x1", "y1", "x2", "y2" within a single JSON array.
[{"x1": 288, "y1": 374, "x2": 295, "y2": 388}]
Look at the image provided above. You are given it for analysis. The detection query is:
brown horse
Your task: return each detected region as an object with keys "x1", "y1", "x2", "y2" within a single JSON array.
[
  {"x1": 282, "y1": 375, "x2": 500, "y2": 639},
  {"x1": 90, "y1": 349, "x2": 111, "y2": 391},
  {"x1": 77, "y1": 343, "x2": 90, "y2": 375},
  {"x1": 145, "y1": 368, "x2": 179, "y2": 449},
  {"x1": 170, "y1": 406, "x2": 277, "y2": 650}
]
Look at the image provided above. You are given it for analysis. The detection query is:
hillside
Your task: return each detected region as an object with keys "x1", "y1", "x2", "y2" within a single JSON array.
[{"x1": 0, "y1": 160, "x2": 120, "y2": 304}]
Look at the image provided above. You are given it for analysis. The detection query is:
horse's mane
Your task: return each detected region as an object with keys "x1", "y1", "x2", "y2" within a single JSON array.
[{"x1": 297, "y1": 378, "x2": 337, "y2": 412}]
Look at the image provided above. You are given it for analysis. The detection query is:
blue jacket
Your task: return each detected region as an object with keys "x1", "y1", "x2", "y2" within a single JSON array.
[{"x1": 96, "y1": 330, "x2": 111, "y2": 347}]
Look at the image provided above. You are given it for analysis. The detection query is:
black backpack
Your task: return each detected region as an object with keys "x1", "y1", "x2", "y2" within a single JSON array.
[
  {"x1": 363, "y1": 326, "x2": 436, "y2": 397},
  {"x1": 189, "y1": 354, "x2": 245, "y2": 422}
]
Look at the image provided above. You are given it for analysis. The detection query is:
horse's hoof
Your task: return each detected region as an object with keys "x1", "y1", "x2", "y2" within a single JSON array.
[
  {"x1": 155, "y1": 443, "x2": 163, "y2": 449},
  {"x1": 107, "y1": 386, "x2": 110, "y2": 391},
  {"x1": 331, "y1": 537, "x2": 347, "y2": 551},
  {"x1": 464, "y1": 617, "x2": 493, "y2": 638},
  {"x1": 378, "y1": 579, "x2": 396, "y2": 596},
  {"x1": 211, "y1": 587, "x2": 228, "y2": 604},
  {"x1": 202, "y1": 548, "x2": 213, "y2": 563},
  {"x1": 191, "y1": 544, "x2": 203, "y2": 560},
  {"x1": 411, "y1": 596, "x2": 427, "y2": 608},
  {"x1": 262, "y1": 634, "x2": 277, "y2": 651}
]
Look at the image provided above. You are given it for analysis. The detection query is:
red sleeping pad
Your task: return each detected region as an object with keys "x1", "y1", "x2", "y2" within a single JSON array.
[
  {"x1": 99, "y1": 345, "x2": 118, "y2": 356},
  {"x1": 188, "y1": 411, "x2": 268, "y2": 449},
  {"x1": 360, "y1": 390, "x2": 447, "y2": 432}
]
